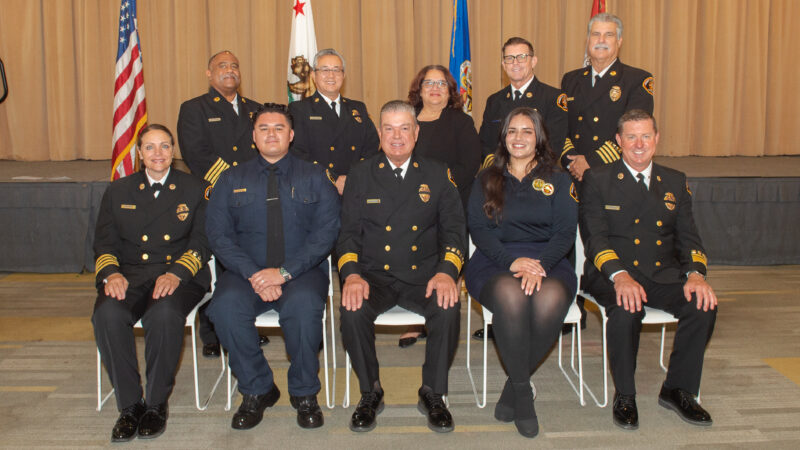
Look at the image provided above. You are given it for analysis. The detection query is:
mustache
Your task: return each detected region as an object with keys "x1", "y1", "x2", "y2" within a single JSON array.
[{"x1": 593, "y1": 43, "x2": 610, "y2": 50}]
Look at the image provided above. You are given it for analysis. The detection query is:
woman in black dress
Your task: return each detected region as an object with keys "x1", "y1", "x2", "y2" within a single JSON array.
[{"x1": 464, "y1": 107, "x2": 577, "y2": 437}]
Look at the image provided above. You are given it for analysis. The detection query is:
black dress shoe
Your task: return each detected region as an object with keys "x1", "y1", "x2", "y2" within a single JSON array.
[
  {"x1": 231, "y1": 384, "x2": 281, "y2": 430},
  {"x1": 472, "y1": 324, "x2": 494, "y2": 340},
  {"x1": 417, "y1": 388, "x2": 454, "y2": 433},
  {"x1": 658, "y1": 385, "x2": 712, "y2": 426},
  {"x1": 111, "y1": 399, "x2": 145, "y2": 442},
  {"x1": 398, "y1": 329, "x2": 427, "y2": 348},
  {"x1": 259, "y1": 334, "x2": 270, "y2": 346},
  {"x1": 612, "y1": 392, "x2": 639, "y2": 430},
  {"x1": 290, "y1": 394, "x2": 324, "y2": 429},
  {"x1": 137, "y1": 403, "x2": 168, "y2": 439},
  {"x1": 202, "y1": 343, "x2": 221, "y2": 358},
  {"x1": 350, "y1": 390, "x2": 384, "y2": 432}
]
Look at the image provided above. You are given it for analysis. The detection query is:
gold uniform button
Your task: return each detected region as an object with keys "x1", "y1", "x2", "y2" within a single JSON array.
[
  {"x1": 251, "y1": 144, "x2": 255, "y2": 149},
  {"x1": 655, "y1": 261, "x2": 662, "y2": 267},
  {"x1": 232, "y1": 161, "x2": 238, "y2": 166},
  {"x1": 330, "y1": 146, "x2": 335, "y2": 151},
  {"x1": 385, "y1": 225, "x2": 392, "y2": 232},
  {"x1": 411, "y1": 265, "x2": 417, "y2": 270},
  {"x1": 385, "y1": 245, "x2": 391, "y2": 251},
  {"x1": 656, "y1": 240, "x2": 662, "y2": 246},
  {"x1": 656, "y1": 220, "x2": 663, "y2": 226},
  {"x1": 329, "y1": 163, "x2": 334, "y2": 168},
  {"x1": 634, "y1": 238, "x2": 640, "y2": 245},
  {"x1": 593, "y1": 136, "x2": 599, "y2": 141},
  {"x1": 593, "y1": 116, "x2": 599, "y2": 122},
  {"x1": 578, "y1": 116, "x2": 583, "y2": 121},
  {"x1": 383, "y1": 264, "x2": 390, "y2": 270},
  {"x1": 141, "y1": 235, "x2": 148, "y2": 242},
  {"x1": 634, "y1": 218, "x2": 640, "y2": 224},
  {"x1": 232, "y1": 146, "x2": 238, "y2": 151},
  {"x1": 633, "y1": 260, "x2": 639, "y2": 266},
  {"x1": 142, "y1": 253, "x2": 149, "y2": 261},
  {"x1": 351, "y1": 145, "x2": 356, "y2": 151},
  {"x1": 166, "y1": 255, "x2": 172, "y2": 261},
  {"x1": 575, "y1": 134, "x2": 580, "y2": 139},
  {"x1": 163, "y1": 234, "x2": 170, "y2": 241},
  {"x1": 411, "y1": 245, "x2": 418, "y2": 251},
  {"x1": 412, "y1": 225, "x2": 418, "y2": 231}
]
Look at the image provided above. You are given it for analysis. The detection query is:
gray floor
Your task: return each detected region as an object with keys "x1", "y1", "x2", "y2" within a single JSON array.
[{"x1": 1, "y1": 265, "x2": 799, "y2": 448}]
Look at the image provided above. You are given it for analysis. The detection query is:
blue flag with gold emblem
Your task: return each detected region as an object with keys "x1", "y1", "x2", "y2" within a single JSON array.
[{"x1": 448, "y1": 0, "x2": 472, "y2": 115}]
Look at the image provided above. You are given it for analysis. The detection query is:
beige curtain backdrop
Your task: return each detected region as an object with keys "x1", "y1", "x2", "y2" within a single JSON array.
[{"x1": 0, "y1": 0, "x2": 798, "y2": 161}]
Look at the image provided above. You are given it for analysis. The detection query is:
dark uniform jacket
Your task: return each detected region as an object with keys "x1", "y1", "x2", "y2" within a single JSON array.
[
  {"x1": 289, "y1": 91, "x2": 380, "y2": 179},
  {"x1": 579, "y1": 160, "x2": 708, "y2": 287},
  {"x1": 177, "y1": 87, "x2": 262, "y2": 190},
  {"x1": 560, "y1": 60, "x2": 654, "y2": 169},
  {"x1": 479, "y1": 76, "x2": 568, "y2": 159},
  {"x1": 205, "y1": 153, "x2": 340, "y2": 280},
  {"x1": 94, "y1": 169, "x2": 211, "y2": 289},
  {"x1": 337, "y1": 153, "x2": 466, "y2": 286}
]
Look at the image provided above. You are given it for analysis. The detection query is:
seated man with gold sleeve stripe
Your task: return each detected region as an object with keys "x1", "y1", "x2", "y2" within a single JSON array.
[{"x1": 92, "y1": 124, "x2": 211, "y2": 442}]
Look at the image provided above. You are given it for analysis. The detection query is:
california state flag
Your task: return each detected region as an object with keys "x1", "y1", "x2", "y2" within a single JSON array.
[{"x1": 287, "y1": 0, "x2": 318, "y2": 102}]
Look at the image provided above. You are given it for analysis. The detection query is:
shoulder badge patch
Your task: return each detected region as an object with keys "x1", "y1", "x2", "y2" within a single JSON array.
[
  {"x1": 176, "y1": 203, "x2": 190, "y2": 221},
  {"x1": 557, "y1": 93, "x2": 568, "y2": 112},
  {"x1": 325, "y1": 169, "x2": 336, "y2": 185},
  {"x1": 447, "y1": 168, "x2": 457, "y2": 188},
  {"x1": 418, "y1": 184, "x2": 431, "y2": 203},
  {"x1": 643, "y1": 77, "x2": 655, "y2": 96},
  {"x1": 204, "y1": 185, "x2": 212, "y2": 200},
  {"x1": 609, "y1": 86, "x2": 622, "y2": 102},
  {"x1": 569, "y1": 182, "x2": 579, "y2": 203},
  {"x1": 686, "y1": 181, "x2": 693, "y2": 195}
]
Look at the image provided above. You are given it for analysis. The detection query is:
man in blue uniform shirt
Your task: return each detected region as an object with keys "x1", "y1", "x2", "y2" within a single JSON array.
[{"x1": 206, "y1": 103, "x2": 340, "y2": 431}]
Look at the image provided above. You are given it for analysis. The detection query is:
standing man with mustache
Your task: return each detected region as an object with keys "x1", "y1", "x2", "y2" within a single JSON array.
[
  {"x1": 560, "y1": 13, "x2": 654, "y2": 182},
  {"x1": 177, "y1": 50, "x2": 268, "y2": 357}
]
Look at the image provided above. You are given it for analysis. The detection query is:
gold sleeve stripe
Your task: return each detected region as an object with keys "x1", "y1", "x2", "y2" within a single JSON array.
[
  {"x1": 95, "y1": 254, "x2": 119, "y2": 272},
  {"x1": 596, "y1": 148, "x2": 611, "y2": 164},
  {"x1": 204, "y1": 158, "x2": 231, "y2": 186},
  {"x1": 480, "y1": 154, "x2": 495, "y2": 170},
  {"x1": 560, "y1": 138, "x2": 574, "y2": 159},
  {"x1": 603, "y1": 142, "x2": 620, "y2": 160},
  {"x1": 593, "y1": 249, "x2": 619, "y2": 271},
  {"x1": 337, "y1": 253, "x2": 358, "y2": 271},
  {"x1": 691, "y1": 250, "x2": 708, "y2": 267},
  {"x1": 176, "y1": 250, "x2": 203, "y2": 276},
  {"x1": 444, "y1": 252, "x2": 463, "y2": 273}
]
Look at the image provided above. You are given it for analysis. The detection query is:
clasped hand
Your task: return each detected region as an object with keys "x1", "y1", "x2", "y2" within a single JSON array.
[
  {"x1": 249, "y1": 268, "x2": 285, "y2": 302},
  {"x1": 510, "y1": 257, "x2": 546, "y2": 295}
]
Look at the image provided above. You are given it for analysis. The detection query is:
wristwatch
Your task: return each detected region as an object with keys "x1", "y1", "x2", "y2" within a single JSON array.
[{"x1": 279, "y1": 267, "x2": 292, "y2": 282}]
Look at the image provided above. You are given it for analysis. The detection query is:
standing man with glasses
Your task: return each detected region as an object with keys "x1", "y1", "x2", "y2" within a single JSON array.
[
  {"x1": 205, "y1": 103, "x2": 340, "y2": 431},
  {"x1": 478, "y1": 37, "x2": 568, "y2": 161},
  {"x1": 289, "y1": 48, "x2": 380, "y2": 195}
]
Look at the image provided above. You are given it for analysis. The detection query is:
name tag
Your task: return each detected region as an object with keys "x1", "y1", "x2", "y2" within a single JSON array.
[
  {"x1": 366, "y1": 198, "x2": 381, "y2": 204},
  {"x1": 604, "y1": 205, "x2": 620, "y2": 211},
  {"x1": 567, "y1": 97, "x2": 575, "y2": 101},
  {"x1": 309, "y1": 116, "x2": 323, "y2": 120},
  {"x1": 233, "y1": 188, "x2": 247, "y2": 193},
  {"x1": 120, "y1": 204, "x2": 136, "y2": 210},
  {"x1": 207, "y1": 117, "x2": 221, "y2": 122}
]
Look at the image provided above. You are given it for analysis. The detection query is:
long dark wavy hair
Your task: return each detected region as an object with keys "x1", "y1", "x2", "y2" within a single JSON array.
[
  {"x1": 407, "y1": 65, "x2": 463, "y2": 111},
  {"x1": 480, "y1": 107, "x2": 558, "y2": 220}
]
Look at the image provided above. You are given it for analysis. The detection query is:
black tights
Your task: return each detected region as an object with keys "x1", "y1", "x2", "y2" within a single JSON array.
[{"x1": 479, "y1": 273, "x2": 572, "y2": 384}]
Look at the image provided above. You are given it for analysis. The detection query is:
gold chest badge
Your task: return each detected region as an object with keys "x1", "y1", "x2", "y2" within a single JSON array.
[
  {"x1": 609, "y1": 86, "x2": 622, "y2": 102},
  {"x1": 418, "y1": 184, "x2": 431, "y2": 203},
  {"x1": 352, "y1": 109, "x2": 362, "y2": 123},
  {"x1": 176, "y1": 203, "x2": 190, "y2": 221},
  {"x1": 663, "y1": 192, "x2": 676, "y2": 211}
]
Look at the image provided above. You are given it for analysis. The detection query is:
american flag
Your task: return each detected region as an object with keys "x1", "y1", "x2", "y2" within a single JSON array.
[{"x1": 111, "y1": 0, "x2": 147, "y2": 180}]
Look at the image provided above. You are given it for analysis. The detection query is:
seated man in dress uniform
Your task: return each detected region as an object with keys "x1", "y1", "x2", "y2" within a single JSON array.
[
  {"x1": 205, "y1": 103, "x2": 340, "y2": 431},
  {"x1": 580, "y1": 109, "x2": 717, "y2": 430},
  {"x1": 337, "y1": 100, "x2": 466, "y2": 433}
]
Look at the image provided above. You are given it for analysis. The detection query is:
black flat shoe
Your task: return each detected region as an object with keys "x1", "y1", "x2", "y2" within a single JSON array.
[
  {"x1": 231, "y1": 384, "x2": 281, "y2": 430},
  {"x1": 202, "y1": 343, "x2": 221, "y2": 358},
  {"x1": 111, "y1": 399, "x2": 145, "y2": 442},
  {"x1": 259, "y1": 334, "x2": 270, "y2": 346},
  {"x1": 398, "y1": 329, "x2": 427, "y2": 348},
  {"x1": 417, "y1": 387, "x2": 454, "y2": 433},
  {"x1": 472, "y1": 325, "x2": 494, "y2": 340},
  {"x1": 137, "y1": 403, "x2": 168, "y2": 439},
  {"x1": 290, "y1": 394, "x2": 324, "y2": 429},
  {"x1": 350, "y1": 390, "x2": 384, "y2": 432},
  {"x1": 494, "y1": 378, "x2": 514, "y2": 422},
  {"x1": 612, "y1": 392, "x2": 639, "y2": 430},
  {"x1": 511, "y1": 381, "x2": 538, "y2": 438},
  {"x1": 658, "y1": 385, "x2": 712, "y2": 426}
]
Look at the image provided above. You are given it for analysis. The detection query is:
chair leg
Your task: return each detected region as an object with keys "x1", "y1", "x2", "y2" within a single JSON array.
[
  {"x1": 465, "y1": 297, "x2": 488, "y2": 408},
  {"x1": 322, "y1": 304, "x2": 334, "y2": 409},
  {"x1": 97, "y1": 348, "x2": 114, "y2": 411},
  {"x1": 224, "y1": 348, "x2": 237, "y2": 412},
  {"x1": 191, "y1": 321, "x2": 225, "y2": 411},
  {"x1": 659, "y1": 324, "x2": 668, "y2": 372},
  {"x1": 480, "y1": 317, "x2": 488, "y2": 408},
  {"x1": 343, "y1": 353, "x2": 351, "y2": 408}
]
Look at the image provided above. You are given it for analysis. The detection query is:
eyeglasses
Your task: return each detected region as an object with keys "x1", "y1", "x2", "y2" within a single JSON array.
[
  {"x1": 315, "y1": 67, "x2": 344, "y2": 75},
  {"x1": 421, "y1": 80, "x2": 448, "y2": 88},
  {"x1": 502, "y1": 53, "x2": 533, "y2": 64}
]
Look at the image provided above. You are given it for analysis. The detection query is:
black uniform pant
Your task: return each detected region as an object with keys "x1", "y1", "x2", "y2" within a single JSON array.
[
  {"x1": 92, "y1": 279, "x2": 205, "y2": 411},
  {"x1": 586, "y1": 272, "x2": 716, "y2": 396},
  {"x1": 340, "y1": 275, "x2": 460, "y2": 395}
]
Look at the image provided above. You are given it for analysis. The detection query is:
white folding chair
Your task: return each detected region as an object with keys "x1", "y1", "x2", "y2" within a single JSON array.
[
  {"x1": 575, "y1": 235, "x2": 681, "y2": 408},
  {"x1": 224, "y1": 256, "x2": 336, "y2": 411},
  {"x1": 342, "y1": 305, "x2": 428, "y2": 408},
  {"x1": 464, "y1": 237, "x2": 586, "y2": 408},
  {"x1": 97, "y1": 257, "x2": 226, "y2": 411}
]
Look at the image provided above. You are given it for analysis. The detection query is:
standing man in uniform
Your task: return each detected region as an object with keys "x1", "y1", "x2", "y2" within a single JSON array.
[
  {"x1": 560, "y1": 13, "x2": 654, "y2": 181},
  {"x1": 205, "y1": 103, "x2": 340, "y2": 431},
  {"x1": 337, "y1": 100, "x2": 466, "y2": 433},
  {"x1": 580, "y1": 110, "x2": 716, "y2": 430},
  {"x1": 289, "y1": 48, "x2": 380, "y2": 195},
  {"x1": 177, "y1": 50, "x2": 268, "y2": 356},
  {"x1": 479, "y1": 37, "x2": 568, "y2": 161}
]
